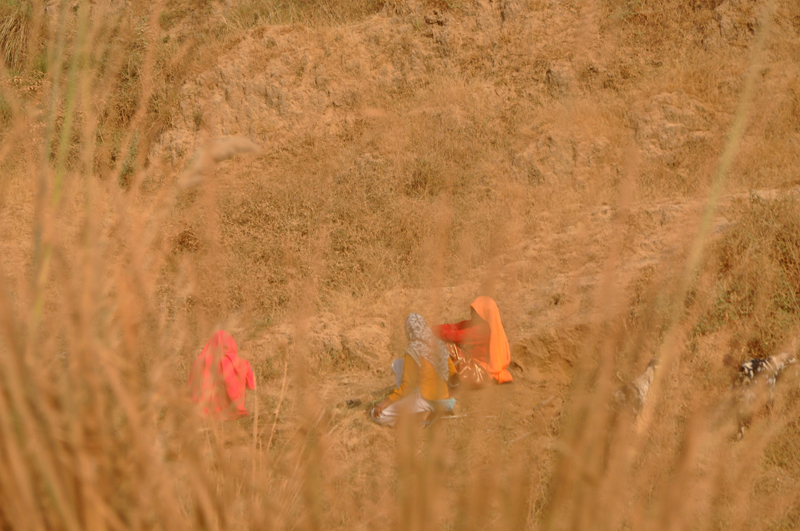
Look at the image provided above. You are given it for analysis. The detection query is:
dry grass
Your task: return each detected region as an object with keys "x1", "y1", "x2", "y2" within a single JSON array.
[
  {"x1": 695, "y1": 194, "x2": 800, "y2": 356},
  {"x1": 0, "y1": 0, "x2": 30, "y2": 72},
  {"x1": 224, "y1": 0, "x2": 386, "y2": 29},
  {"x1": 1, "y1": 0, "x2": 800, "y2": 530}
]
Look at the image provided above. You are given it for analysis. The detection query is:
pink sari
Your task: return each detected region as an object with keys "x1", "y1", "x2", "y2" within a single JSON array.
[{"x1": 189, "y1": 331, "x2": 255, "y2": 419}]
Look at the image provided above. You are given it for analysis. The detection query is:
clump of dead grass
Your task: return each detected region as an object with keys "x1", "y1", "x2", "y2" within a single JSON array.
[
  {"x1": 222, "y1": 0, "x2": 385, "y2": 30},
  {"x1": 0, "y1": 0, "x2": 31, "y2": 72},
  {"x1": 694, "y1": 193, "x2": 800, "y2": 357}
]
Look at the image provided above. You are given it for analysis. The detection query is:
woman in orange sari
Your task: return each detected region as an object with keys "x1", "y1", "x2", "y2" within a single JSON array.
[
  {"x1": 189, "y1": 330, "x2": 256, "y2": 419},
  {"x1": 435, "y1": 296, "x2": 513, "y2": 385}
]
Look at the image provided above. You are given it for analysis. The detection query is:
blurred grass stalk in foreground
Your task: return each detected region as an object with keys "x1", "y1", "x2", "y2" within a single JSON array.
[{"x1": 0, "y1": 0, "x2": 799, "y2": 530}]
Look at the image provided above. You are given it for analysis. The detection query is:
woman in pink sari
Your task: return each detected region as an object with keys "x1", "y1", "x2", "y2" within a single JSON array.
[{"x1": 189, "y1": 330, "x2": 256, "y2": 419}]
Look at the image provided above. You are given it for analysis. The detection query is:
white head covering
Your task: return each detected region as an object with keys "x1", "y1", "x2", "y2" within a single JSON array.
[{"x1": 405, "y1": 313, "x2": 450, "y2": 382}]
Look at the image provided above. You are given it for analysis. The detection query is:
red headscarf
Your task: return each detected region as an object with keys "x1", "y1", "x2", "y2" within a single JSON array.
[{"x1": 189, "y1": 330, "x2": 255, "y2": 419}]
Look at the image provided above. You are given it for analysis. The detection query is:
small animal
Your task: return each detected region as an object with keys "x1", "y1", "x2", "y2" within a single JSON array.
[
  {"x1": 728, "y1": 350, "x2": 796, "y2": 439},
  {"x1": 614, "y1": 358, "x2": 658, "y2": 415},
  {"x1": 738, "y1": 352, "x2": 795, "y2": 387}
]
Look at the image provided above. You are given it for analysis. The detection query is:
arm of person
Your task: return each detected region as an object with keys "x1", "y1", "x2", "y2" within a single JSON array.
[
  {"x1": 437, "y1": 320, "x2": 489, "y2": 352},
  {"x1": 244, "y1": 360, "x2": 256, "y2": 390},
  {"x1": 435, "y1": 320, "x2": 472, "y2": 342}
]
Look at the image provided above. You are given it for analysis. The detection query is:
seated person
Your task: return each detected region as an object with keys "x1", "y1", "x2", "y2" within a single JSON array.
[
  {"x1": 189, "y1": 330, "x2": 256, "y2": 419},
  {"x1": 371, "y1": 313, "x2": 456, "y2": 426},
  {"x1": 435, "y1": 296, "x2": 513, "y2": 384}
]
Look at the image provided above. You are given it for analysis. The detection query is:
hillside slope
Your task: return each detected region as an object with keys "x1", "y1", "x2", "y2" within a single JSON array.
[{"x1": 146, "y1": 0, "x2": 800, "y2": 330}]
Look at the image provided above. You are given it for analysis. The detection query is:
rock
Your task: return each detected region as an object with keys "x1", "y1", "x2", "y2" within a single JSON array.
[
  {"x1": 532, "y1": 133, "x2": 575, "y2": 180},
  {"x1": 635, "y1": 93, "x2": 711, "y2": 159},
  {"x1": 715, "y1": 1, "x2": 756, "y2": 41},
  {"x1": 703, "y1": 0, "x2": 757, "y2": 47},
  {"x1": 515, "y1": 128, "x2": 609, "y2": 185},
  {"x1": 545, "y1": 63, "x2": 574, "y2": 98},
  {"x1": 501, "y1": 0, "x2": 521, "y2": 22},
  {"x1": 424, "y1": 10, "x2": 446, "y2": 26}
]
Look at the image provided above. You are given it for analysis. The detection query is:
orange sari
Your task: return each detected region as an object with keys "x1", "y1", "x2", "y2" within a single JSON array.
[
  {"x1": 438, "y1": 296, "x2": 513, "y2": 384},
  {"x1": 469, "y1": 296, "x2": 513, "y2": 383}
]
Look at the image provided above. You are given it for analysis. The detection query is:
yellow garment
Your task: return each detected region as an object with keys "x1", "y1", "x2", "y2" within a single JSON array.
[
  {"x1": 388, "y1": 354, "x2": 452, "y2": 403},
  {"x1": 470, "y1": 296, "x2": 513, "y2": 383}
]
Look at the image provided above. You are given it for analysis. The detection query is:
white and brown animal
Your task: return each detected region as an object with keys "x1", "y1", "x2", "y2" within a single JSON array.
[
  {"x1": 726, "y1": 350, "x2": 796, "y2": 439},
  {"x1": 614, "y1": 358, "x2": 658, "y2": 415}
]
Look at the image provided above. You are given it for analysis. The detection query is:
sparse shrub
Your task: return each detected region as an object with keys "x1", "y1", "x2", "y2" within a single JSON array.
[
  {"x1": 223, "y1": 0, "x2": 385, "y2": 29},
  {"x1": 695, "y1": 194, "x2": 800, "y2": 355},
  {"x1": 0, "y1": 93, "x2": 11, "y2": 125},
  {"x1": 192, "y1": 108, "x2": 203, "y2": 131},
  {"x1": 424, "y1": 0, "x2": 462, "y2": 11},
  {"x1": 31, "y1": 49, "x2": 45, "y2": 73},
  {"x1": 610, "y1": 0, "x2": 644, "y2": 22},
  {"x1": 405, "y1": 158, "x2": 443, "y2": 197},
  {"x1": 113, "y1": 50, "x2": 144, "y2": 126},
  {"x1": 0, "y1": 0, "x2": 30, "y2": 72}
]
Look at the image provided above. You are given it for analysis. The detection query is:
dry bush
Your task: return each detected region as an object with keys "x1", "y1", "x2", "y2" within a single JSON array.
[
  {"x1": 221, "y1": 0, "x2": 385, "y2": 29},
  {"x1": 695, "y1": 194, "x2": 800, "y2": 357},
  {"x1": 0, "y1": 0, "x2": 30, "y2": 72}
]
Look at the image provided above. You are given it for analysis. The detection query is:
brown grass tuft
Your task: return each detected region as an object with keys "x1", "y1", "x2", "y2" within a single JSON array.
[{"x1": 0, "y1": 1, "x2": 30, "y2": 72}]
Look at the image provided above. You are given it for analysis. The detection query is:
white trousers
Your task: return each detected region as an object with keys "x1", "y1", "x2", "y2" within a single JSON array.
[
  {"x1": 371, "y1": 358, "x2": 456, "y2": 427},
  {"x1": 370, "y1": 388, "x2": 435, "y2": 427}
]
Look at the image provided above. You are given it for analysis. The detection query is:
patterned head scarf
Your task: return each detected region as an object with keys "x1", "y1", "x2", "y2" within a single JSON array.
[{"x1": 405, "y1": 313, "x2": 450, "y2": 382}]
